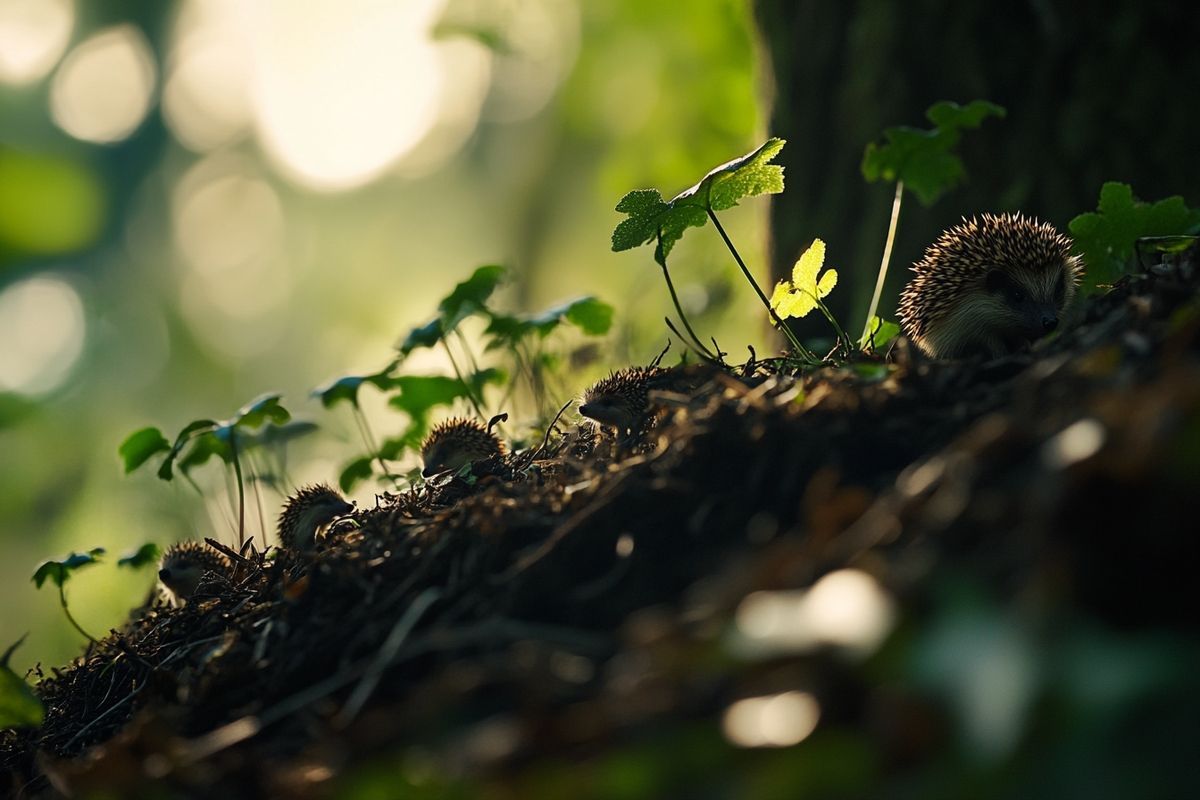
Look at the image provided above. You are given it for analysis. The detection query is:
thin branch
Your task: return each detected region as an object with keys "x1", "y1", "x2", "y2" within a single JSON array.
[
  {"x1": 441, "y1": 338, "x2": 486, "y2": 421},
  {"x1": 658, "y1": 263, "x2": 716, "y2": 359}
]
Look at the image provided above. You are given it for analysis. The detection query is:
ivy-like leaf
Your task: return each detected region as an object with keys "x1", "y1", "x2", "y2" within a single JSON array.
[
  {"x1": 612, "y1": 138, "x2": 786, "y2": 267},
  {"x1": 118, "y1": 427, "x2": 170, "y2": 474},
  {"x1": 117, "y1": 543, "x2": 161, "y2": 569},
  {"x1": 438, "y1": 265, "x2": 506, "y2": 330},
  {"x1": 231, "y1": 393, "x2": 290, "y2": 430},
  {"x1": 862, "y1": 100, "x2": 1005, "y2": 206},
  {"x1": 388, "y1": 375, "x2": 477, "y2": 424},
  {"x1": 484, "y1": 296, "x2": 615, "y2": 351},
  {"x1": 313, "y1": 361, "x2": 400, "y2": 409},
  {"x1": 338, "y1": 456, "x2": 375, "y2": 493},
  {"x1": 398, "y1": 318, "x2": 444, "y2": 356},
  {"x1": 0, "y1": 635, "x2": 44, "y2": 729},
  {"x1": 858, "y1": 316, "x2": 902, "y2": 352},
  {"x1": 1069, "y1": 182, "x2": 1200, "y2": 289},
  {"x1": 236, "y1": 420, "x2": 319, "y2": 449},
  {"x1": 157, "y1": 419, "x2": 218, "y2": 480},
  {"x1": 770, "y1": 239, "x2": 839, "y2": 320},
  {"x1": 31, "y1": 548, "x2": 105, "y2": 589}
]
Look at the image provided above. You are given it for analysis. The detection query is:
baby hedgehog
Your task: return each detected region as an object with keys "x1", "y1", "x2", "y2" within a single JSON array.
[
  {"x1": 158, "y1": 541, "x2": 230, "y2": 606},
  {"x1": 578, "y1": 366, "x2": 667, "y2": 435},
  {"x1": 897, "y1": 213, "x2": 1083, "y2": 359},
  {"x1": 420, "y1": 417, "x2": 505, "y2": 477},
  {"x1": 277, "y1": 483, "x2": 354, "y2": 550}
]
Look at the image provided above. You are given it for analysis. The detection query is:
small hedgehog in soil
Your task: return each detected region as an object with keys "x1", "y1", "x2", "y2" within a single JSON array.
[
  {"x1": 277, "y1": 484, "x2": 354, "y2": 550},
  {"x1": 897, "y1": 213, "x2": 1083, "y2": 359},
  {"x1": 158, "y1": 541, "x2": 230, "y2": 606},
  {"x1": 578, "y1": 366, "x2": 668, "y2": 435},
  {"x1": 420, "y1": 417, "x2": 505, "y2": 477}
]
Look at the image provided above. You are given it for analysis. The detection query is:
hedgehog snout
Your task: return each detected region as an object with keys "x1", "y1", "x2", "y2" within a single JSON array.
[{"x1": 158, "y1": 567, "x2": 171, "y2": 581}]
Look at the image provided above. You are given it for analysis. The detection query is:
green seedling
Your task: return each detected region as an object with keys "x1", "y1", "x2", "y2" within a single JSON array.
[
  {"x1": 484, "y1": 295, "x2": 614, "y2": 417},
  {"x1": 769, "y1": 238, "x2": 852, "y2": 355},
  {"x1": 1069, "y1": 182, "x2": 1200, "y2": 290},
  {"x1": 399, "y1": 265, "x2": 507, "y2": 420},
  {"x1": 119, "y1": 394, "x2": 293, "y2": 549},
  {"x1": 0, "y1": 635, "x2": 44, "y2": 729},
  {"x1": 31, "y1": 548, "x2": 105, "y2": 644},
  {"x1": 858, "y1": 316, "x2": 901, "y2": 354},
  {"x1": 611, "y1": 138, "x2": 815, "y2": 361},
  {"x1": 860, "y1": 100, "x2": 1006, "y2": 342}
]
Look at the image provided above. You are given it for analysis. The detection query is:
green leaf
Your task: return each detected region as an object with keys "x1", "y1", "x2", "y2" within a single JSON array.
[
  {"x1": 232, "y1": 393, "x2": 290, "y2": 430},
  {"x1": 1069, "y1": 182, "x2": 1200, "y2": 289},
  {"x1": 398, "y1": 318, "x2": 444, "y2": 356},
  {"x1": 118, "y1": 427, "x2": 171, "y2": 474},
  {"x1": 562, "y1": 297, "x2": 614, "y2": 336},
  {"x1": 437, "y1": 265, "x2": 506, "y2": 330},
  {"x1": 388, "y1": 375, "x2": 476, "y2": 424},
  {"x1": 612, "y1": 138, "x2": 786, "y2": 266},
  {"x1": 157, "y1": 419, "x2": 217, "y2": 480},
  {"x1": 178, "y1": 430, "x2": 230, "y2": 474},
  {"x1": 484, "y1": 296, "x2": 614, "y2": 350},
  {"x1": 313, "y1": 361, "x2": 399, "y2": 409},
  {"x1": 862, "y1": 100, "x2": 1005, "y2": 205},
  {"x1": 237, "y1": 420, "x2": 320, "y2": 449},
  {"x1": 0, "y1": 635, "x2": 44, "y2": 729},
  {"x1": 858, "y1": 316, "x2": 901, "y2": 351},
  {"x1": 31, "y1": 548, "x2": 105, "y2": 589},
  {"x1": 117, "y1": 543, "x2": 161, "y2": 569},
  {"x1": 338, "y1": 456, "x2": 375, "y2": 493},
  {"x1": 770, "y1": 239, "x2": 839, "y2": 320}
]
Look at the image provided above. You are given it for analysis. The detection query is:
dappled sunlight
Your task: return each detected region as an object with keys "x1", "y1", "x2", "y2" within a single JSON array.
[
  {"x1": 0, "y1": 275, "x2": 85, "y2": 395},
  {"x1": 734, "y1": 568, "x2": 896, "y2": 658},
  {"x1": 721, "y1": 691, "x2": 820, "y2": 748},
  {"x1": 249, "y1": 0, "x2": 446, "y2": 191},
  {"x1": 162, "y1": 21, "x2": 253, "y2": 152},
  {"x1": 50, "y1": 24, "x2": 157, "y2": 143},
  {"x1": 0, "y1": 0, "x2": 73, "y2": 85}
]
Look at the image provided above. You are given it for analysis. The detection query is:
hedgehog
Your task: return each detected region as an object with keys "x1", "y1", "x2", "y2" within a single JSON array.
[
  {"x1": 897, "y1": 213, "x2": 1083, "y2": 359},
  {"x1": 578, "y1": 366, "x2": 669, "y2": 435},
  {"x1": 277, "y1": 483, "x2": 354, "y2": 550},
  {"x1": 158, "y1": 541, "x2": 231, "y2": 606},
  {"x1": 420, "y1": 417, "x2": 505, "y2": 477}
]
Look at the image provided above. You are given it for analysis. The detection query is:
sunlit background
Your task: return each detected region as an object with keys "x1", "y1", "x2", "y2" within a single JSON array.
[{"x1": 0, "y1": 0, "x2": 769, "y2": 671}]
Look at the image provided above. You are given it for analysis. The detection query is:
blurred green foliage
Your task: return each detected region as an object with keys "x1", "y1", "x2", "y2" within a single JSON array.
[{"x1": 1069, "y1": 182, "x2": 1200, "y2": 289}]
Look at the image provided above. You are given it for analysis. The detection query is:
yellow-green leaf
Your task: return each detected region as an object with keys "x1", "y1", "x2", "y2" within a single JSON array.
[{"x1": 791, "y1": 239, "x2": 827, "y2": 287}]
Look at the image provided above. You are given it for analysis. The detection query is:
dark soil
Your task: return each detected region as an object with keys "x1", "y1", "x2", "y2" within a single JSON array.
[{"x1": 3, "y1": 248, "x2": 1199, "y2": 799}]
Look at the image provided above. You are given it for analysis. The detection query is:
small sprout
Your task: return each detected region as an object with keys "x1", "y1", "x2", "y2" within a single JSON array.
[
  {"x1": 0, "y1": 635, "x2": 44, "y2": 729},
  {"x1": 118, "y1": 543, "x2": 161, "y2": 570},
  {"x1": 858, "y1": 317, "x2": 901, "y2": 353},
  {"x1": 770, "y1": 239, "x2": 839, "y2": 320},
  {"x1": 31, "y1": 548, "x2": 105, "y2": 643},
  {"x1": 32, "y1": 548, "x2": 105, "y2": 589}
]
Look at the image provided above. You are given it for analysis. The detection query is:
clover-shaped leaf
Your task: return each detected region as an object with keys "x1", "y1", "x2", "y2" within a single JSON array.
[
  {"x1": 858, "y1": 316, "x2": 902, "y2": 352},
  {"x1": 313, "y1": 361, "x2": 400, "y2": 409},
  {"x1": 862, "y1": 100, "x2": 1005, "y2": 206},
  {"x1": 31, "y1": 548, "x2": 105, "y2": 589},
  {"x1": 612, "y1": 138, "x2": 786, "y2": 267},
  {"x1": 770, "y1": 239, "x2": 839, "y2": 320},
  {"x1": 437, "y1": 265, "x2": 506, "y2": 331}
]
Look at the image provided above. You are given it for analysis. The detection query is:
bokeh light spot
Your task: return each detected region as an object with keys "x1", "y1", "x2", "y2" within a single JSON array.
[
  {"x1": 722, "y1": 691, "x2": 820, "y2": 748},
  {"x1": 0, "y1": 275, "x2": 85, "y2": 395},
  {"x1": 250, "y1": 0, "x2": 446, "y2": 191},
  {"x1": 0, "y1": 0, "x2": 73, "y2": 85},
  {"x1": 49, "y1": 24, "x2": 157, "y2": 143}
]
